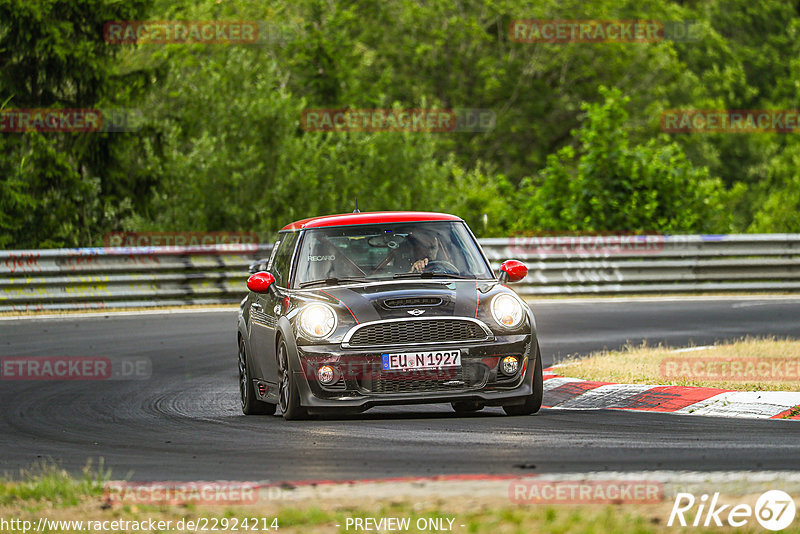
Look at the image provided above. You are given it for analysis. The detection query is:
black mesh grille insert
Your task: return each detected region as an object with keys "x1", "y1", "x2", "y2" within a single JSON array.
[
  {"x1": 359, "y1": 364, "x2": 487, "y2": 394},
  {"x1": 347, "y1": 319, "x2": 487, "y2": 347}
]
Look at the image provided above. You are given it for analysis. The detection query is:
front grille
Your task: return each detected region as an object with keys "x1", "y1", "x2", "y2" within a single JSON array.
[
  {"x1": 359, "y1": 364, "x2": 487, "y2": 394},
  {"x1": 346, "y1": 319, "x2": 489, "y2": 347}
]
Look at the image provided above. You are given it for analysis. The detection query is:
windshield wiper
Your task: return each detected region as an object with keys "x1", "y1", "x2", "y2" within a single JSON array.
[
  {"x1": 393, "y1": 272, "x2": 475, "y2": 280},
  {"x1": 299, "y1": 277, "x2": 366, "y2": 288}
]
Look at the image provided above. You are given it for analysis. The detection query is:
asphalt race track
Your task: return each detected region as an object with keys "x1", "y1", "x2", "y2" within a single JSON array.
[{"x1": 2, "y1": 297, "x2": 800, "y2": 482}]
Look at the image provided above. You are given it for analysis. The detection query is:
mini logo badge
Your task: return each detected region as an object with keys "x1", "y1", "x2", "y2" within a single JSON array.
[{"x1": 407, "y1": 309, "x2": 425, "y2": 316}]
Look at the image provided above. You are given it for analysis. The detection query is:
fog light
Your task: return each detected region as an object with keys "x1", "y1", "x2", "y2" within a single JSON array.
[
  {"x1": 318, "y1": 365, "x2": 335, "y2": 385},
  {"x1": 501, "y1": 356, "x2": 519, "y2": 375}
]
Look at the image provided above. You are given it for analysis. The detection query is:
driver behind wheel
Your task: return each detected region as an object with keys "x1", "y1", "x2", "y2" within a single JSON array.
[{"x1": 408, "y1": 230, "x2": 440, "y2": 273}]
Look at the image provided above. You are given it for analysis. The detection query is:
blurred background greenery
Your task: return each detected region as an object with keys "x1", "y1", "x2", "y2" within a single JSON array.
[{"x1": 1, "y1": 0, "x2": 799, "y2": 248}]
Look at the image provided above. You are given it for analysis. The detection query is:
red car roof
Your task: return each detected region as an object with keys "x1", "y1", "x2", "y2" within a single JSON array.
[{"x1": 280, "y1": 211, "x2": 463, "y2": 231}]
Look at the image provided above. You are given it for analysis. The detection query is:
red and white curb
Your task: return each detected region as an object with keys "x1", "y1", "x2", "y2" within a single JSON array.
[{"x1": 543, "y1": 368, "x2": 800, "y2": 420}]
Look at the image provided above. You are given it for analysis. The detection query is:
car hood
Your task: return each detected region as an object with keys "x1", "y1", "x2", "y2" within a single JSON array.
[{"x1": 301, "y1": 279, "x2": 504, "y2": 323}]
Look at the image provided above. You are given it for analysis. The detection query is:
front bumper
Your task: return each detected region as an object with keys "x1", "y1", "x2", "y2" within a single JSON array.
[{"x1": 292, "y1": 333, "x2": 535, "y2": 413}]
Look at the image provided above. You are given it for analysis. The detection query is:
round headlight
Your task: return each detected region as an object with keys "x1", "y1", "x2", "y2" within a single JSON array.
[
  {"x1": 491, "y1": 294, "x2": 524, "y2": 329},
  {"x1": 299, "y1": 303, "x2": 337, "y2": 339}
]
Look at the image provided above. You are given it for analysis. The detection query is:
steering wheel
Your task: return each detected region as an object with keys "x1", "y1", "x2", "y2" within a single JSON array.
[{"x1": 424, "y1": 260, "x2": 459, "y2": 274}]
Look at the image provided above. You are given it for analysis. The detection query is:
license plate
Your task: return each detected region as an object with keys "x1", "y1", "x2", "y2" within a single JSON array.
[{"x1": 382, "y1": 350, "x2": 461, "y2": 371}]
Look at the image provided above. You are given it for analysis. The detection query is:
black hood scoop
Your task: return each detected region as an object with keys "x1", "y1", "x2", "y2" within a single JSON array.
[{"x1": 383, "y1": 297, "x2": 443, "y2": 308}]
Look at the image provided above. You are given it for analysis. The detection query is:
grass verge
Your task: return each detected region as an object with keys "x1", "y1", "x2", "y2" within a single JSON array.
[
  {"x1": 0, "y1": 460, "x2": 109, "y2": 508},
  {"x1": 3, "y1": 463, "x2": 800, "y2": 533},
  {"x1": 554, "y1": 337, "x2": 800, "y2": 391}
]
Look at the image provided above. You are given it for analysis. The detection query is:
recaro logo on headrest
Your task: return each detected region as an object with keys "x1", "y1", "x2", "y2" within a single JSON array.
[{"x1": 308, "y1": 255, "x2": 335, "y2": 262}]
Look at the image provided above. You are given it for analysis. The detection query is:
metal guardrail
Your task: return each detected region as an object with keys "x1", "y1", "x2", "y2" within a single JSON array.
[
  {"x1": 2, "y1": 234, "x2": 799, "y2": 312},
  {"x1": 481, "y1": 234, "x2": 800, "y2": 295},
  {"x1": 0, "y1": 245, "x2": 273, "y2": 312}
]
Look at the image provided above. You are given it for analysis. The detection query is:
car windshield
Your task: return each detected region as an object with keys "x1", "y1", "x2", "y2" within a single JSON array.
[{"x1": 293, "y1": 221, "x2": 493, "y2": 287}]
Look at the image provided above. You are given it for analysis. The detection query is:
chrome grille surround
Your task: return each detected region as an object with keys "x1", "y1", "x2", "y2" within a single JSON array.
[{"x1": 341, "y1": 317, "x2": 493, "y2": 349}]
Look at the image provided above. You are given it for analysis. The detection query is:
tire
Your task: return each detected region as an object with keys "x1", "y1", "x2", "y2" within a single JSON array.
[
  {"x1": 239, "y1": 339, "x2": 276, "y2": 415},
  {"x1": 502, "y1": 342, "x2": 544, "y2": 416},
  {"x1": 277, "y1": 338, "x2": 308, "y2": 420},
  {"x1": 451, "y1": 401, "x2": 483, "y2": 414}
]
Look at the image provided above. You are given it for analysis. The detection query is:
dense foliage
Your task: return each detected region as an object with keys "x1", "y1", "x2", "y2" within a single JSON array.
[{"x1": 1, "y1": 0, "x2": 799, "y2": 247}]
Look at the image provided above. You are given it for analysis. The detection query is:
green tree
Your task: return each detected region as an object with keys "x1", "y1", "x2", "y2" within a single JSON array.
[
  {"x1": 4, "y1": 0, "x2": 800, "y2": 247},
  {"x1": 749, "y1": 139, "x2": 800, "y2": 233},
  {"x1": 516, "y1": 87, "x2": 730, "y2": 233},
  {"x1": 0, "y1": 0, "x2": 152, "y2": 248}
]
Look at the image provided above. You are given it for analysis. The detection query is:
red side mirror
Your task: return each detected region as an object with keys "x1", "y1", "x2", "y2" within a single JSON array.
[
  {"x1": 500, "y1": 260, "x2": 527, "y2": 283},
  {"x1": 247, "y1": 271, "x2": 276, "y2": 293}
]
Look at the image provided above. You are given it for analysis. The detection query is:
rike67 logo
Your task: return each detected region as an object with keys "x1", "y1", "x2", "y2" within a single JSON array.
[{"x1": 669, "y1": 490, "x2": 796, "y2": 531}]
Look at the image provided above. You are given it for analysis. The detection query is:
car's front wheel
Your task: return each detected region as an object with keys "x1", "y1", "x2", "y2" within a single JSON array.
[
  {"x1": 502, "y1": 343, "x2": 544, "y2": 416},
  {"x1": 277, "y1": 339, "x2": 308, "y2": 420},
  {"x1": 239, "y1": 339, "x2": 276, "y2": 415}
]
